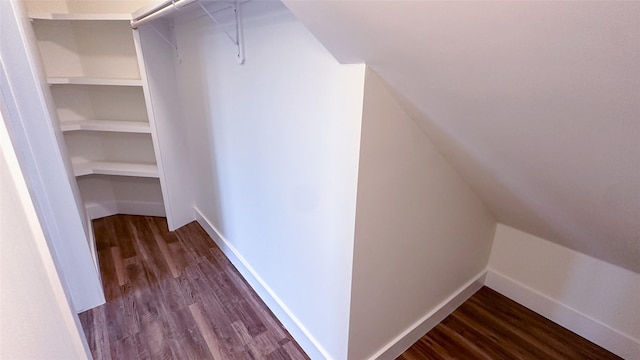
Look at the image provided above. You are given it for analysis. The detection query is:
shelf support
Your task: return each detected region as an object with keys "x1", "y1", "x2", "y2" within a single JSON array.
[
  {"x1": 198, "y1": 0, "x2": 245, "y2": 64},
  {"x1": 149, "y1": 24, "x2": 177, "y2": 49}
]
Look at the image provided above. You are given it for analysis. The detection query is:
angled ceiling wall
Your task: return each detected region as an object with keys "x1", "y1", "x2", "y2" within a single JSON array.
[{"x1": 284, "y1": 1, "x2": 640, "y2": 273}]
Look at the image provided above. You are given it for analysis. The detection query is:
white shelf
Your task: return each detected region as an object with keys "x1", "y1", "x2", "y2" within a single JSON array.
[
  {"x1": 29, "y1": 12, "x2": 132, "y2": 21},
  {"x1": 30, "y1": 9, "x2": 168, "y2": 222},
  {"x1": 48, "y1": 77, "x2": 142, "y2": 86},
  {"x1": 73, "y1": 161, "x2": 159, "y2": 178},
  {"x1": 61, "y1": 120, "x2": 151, "y2": 133}
]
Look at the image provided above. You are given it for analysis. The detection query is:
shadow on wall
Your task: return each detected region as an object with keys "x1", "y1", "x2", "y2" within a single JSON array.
[
  {"x1": 381, "y1": 73, "x2": 636, "y2": 273},
  {"x1": 385, "y1": 80, "x2": 548, "y2": 233},
  {"x1": 173, "y1": 25, "x2": 227, "y2": 235}
]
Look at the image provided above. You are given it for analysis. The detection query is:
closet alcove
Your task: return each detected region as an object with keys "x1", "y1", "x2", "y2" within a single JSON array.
[
  {"x1": 27, "y1": 3, "x2": 199, "y2": 266},
  {"x1": 24, "y1": 2, "x2": 358, "y2": 358}
]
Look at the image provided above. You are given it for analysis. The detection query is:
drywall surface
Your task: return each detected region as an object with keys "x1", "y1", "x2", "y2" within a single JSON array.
[
  {"x1": 65, "y1": 0, "x2": 152, "y2": 14},
  {"x1": 0, "y1": 103, "x2": 89, "y2": 360},
  {"x1": 348, "y1": 69, "x2": 496, "y2": 360},
  {"x1": 23, "y1": 0, "x2": 153, "y2": 14},
  {"x1": 137, "y1": 21, "x2": 195, "y2": 230},
  {"x1": 172, "y1": 3, "x2": 365, "y2": 358},
  {"x1": 0, "y1": 0, "x2": 104, "y2": 311},
  {"x1": 23, "y1": 0, "x2": 69, "y2": 13},
  {"x1": 284, "y1": 1, "x2": 640, "y2": 274},
  {"x1": 487, "y1": 224, "x2": 640, "y2": 358}
]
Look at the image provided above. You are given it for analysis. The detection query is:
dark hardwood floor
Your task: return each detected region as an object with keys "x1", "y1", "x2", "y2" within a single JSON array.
[
  {"x1": 79, "y1": 215, "x2": 309, "y2": 360},
  {"x1": 398, "y1": 286, "x2": 621, "y2": 360},
  {"x1": 81, "y1": 215, "x2": 620, "y2": 360}
]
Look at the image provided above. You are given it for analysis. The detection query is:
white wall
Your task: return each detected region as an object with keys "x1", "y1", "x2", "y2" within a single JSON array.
[
  {"x1": 136, "y1": 20, "x2": 195, "y2": 230},
  {"x1": 172, "y1": 3, "x2": 365, "y2": 359},
  {"x1": 348, "y1": 69, "x2": 496, "y2": 360},
  {"x1": 0, "y1": 102, "x2": 89, "y2": 360},
  {"x1": 283, "y1": 1, "x2": 640, "y2": 275},
  {"x1": 0, "y1": 0, "x2": 104, "y2": 311},
  {"x1": 23, "y1": 0, "x2": 153, "y2": 14},
  {"x1": 487, "y1": 224, "x2": 640, "y2": 359}
]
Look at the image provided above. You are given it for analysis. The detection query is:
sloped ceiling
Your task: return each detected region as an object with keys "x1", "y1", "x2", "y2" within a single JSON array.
[{"x1": 283, "y1": 1, "x2": 640, "y2": 273}]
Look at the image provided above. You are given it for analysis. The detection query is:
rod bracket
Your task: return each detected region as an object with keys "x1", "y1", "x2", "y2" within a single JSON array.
[{"x1": 199, "y1": 0, "x2": 245, "y2": 64}]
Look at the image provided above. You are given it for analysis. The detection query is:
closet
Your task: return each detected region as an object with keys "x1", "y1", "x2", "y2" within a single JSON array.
[
  {"x1": 30, "y1": 13, "x2": 164, "y2": 217},
  {"x1": 27, "y1": 4, "x2": 194, "y2": 264},
  {"x1": 17, "y1": 1, "x2": 365, "y2": 357}
]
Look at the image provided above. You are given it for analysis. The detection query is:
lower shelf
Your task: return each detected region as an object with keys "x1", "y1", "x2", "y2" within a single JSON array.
[{"x1": 73, "y1": 161, "x2": 159, "y2": 178}]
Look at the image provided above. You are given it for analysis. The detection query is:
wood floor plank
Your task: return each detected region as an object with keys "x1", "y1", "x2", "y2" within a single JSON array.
[
  {"x1": 111, "y1": 246, "x2": 126, "y2": 286},
  {"x1": 93, "y1": 218, "x2": 112, "y2": 251},
  {"x1": 470, "y1": 288, "x2": 614, "y2": 359},
  {"x1": 166, "y1": 306, "x2": 214, "y2": 360},
  {"x1": 232, "y1": 320, "x2": 266, "y2": 359},
  {"x1": 253, "y1": 331, "x2": 280, "y2": 357},
  {"x1": 167, "y1": 239, "x2": 195, "y2": 275},
  {"x1": 120, "y1": 282, "x2": 141, "y2": 336},
  {"x1": 189, "y1": 303, "x2": 226, "y2": 360},
  {"x1": 146, "y1": 217, "x2": 180, "y2": 278},
  {"x1": 283, "y1": 340, "x2": 308, "y2": 360},
  {"x1": 108, "y1": 215, "x2": 136, "y2": 258},
  {"x1": 398, "y1": 287, "x2": 621, "y2": 360},
  {"x1": 110, "y1": 334, "x2": 144, "y2": 360},
  {"x1": 442, "y1": 313, "x2": 521, "y2": 359},
  {"x1": 265, "y1": 346, "x2": 291, "y2": 360},
  {"x1": 139, "y1": 313, "x2": 175, "y2": 360},
  {"x1": 80, "y1": 215, "x2": 309, "y2": 360},
  {"x1": 200, "y1": 254, "x2": 267, "y2": 337},
  {"x1": 451, "y1": 300, "x2": 553, "y2": 359},
  {"x1": 98, "y1": 245, "x2": 120, "y2": 302},
  {"x1": 91, "y1": 305, "x2": 112, "y2": 360}
]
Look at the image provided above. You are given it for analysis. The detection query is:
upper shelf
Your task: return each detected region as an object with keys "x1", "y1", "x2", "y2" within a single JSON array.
[
  {"x1": 48, "y1": 77, "x2": 143, "y2": 86},
  {"x1": 73, "y1": 161, "x2": 159, "y2": 178},
  {"x1": 61, "y1": 120, "x2": 151, "y2": 133},
  {"x1": 29, "y1": 12, "x2": 132, "y2": 21},
  {"x1": 32, "y1": 19, "x2": 140, "y2": 79}
]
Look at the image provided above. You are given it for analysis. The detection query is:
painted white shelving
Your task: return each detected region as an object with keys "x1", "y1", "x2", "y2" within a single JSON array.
[
  {"x1": 73, "y1": 161, "x2": 159, "y2": 178},
  {"x1": 61, "y1": 120, "x2": 151, "y2": 133},
  {"x1": 30, "y1": 14, "x2": 167, "y2": 230}
]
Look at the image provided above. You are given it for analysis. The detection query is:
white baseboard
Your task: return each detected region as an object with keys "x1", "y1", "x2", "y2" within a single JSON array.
[
  {"x1": 194, "y1": 207, "x2": 329, "y2": 360},
  {"x1": 86, "y1": 200, "x2": 118, "y2": 220},
  {"x1": 179, "y1": 211, "x2": 639, "y2": 359},
  {"x1": 370, "y1": 271, "x2": 487, "y2": 360},
  {"x1": 485, "y1": 269, "x2": 640, "y2": 359},
  {"x1": 85, "y1": 200, "x2": 165, "y2": 220},
  {"x1": 117, "y1": 200, "x2": 166, "y2": 217},
  {"x1": 84, "y1": 208, "x2": 99, "y2": 272}
]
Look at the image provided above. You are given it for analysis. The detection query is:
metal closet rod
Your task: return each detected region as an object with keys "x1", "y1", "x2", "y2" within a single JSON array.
[{"x1": 131, "y1": 0, "x2": 198, "y2": 29}]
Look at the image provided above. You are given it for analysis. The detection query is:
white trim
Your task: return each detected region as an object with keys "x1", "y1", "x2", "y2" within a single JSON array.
[
  {"x1": 117, "y1": 200, "x2": 166, "y2": 217},
  {"x1": 0, "y1": 94, "x2": 92, "y2": 360},
  {"x1": 369, "y1": 271, "x2": 487, "y2": 360},
  {"x1": 194, "y1": 207, "x2": 330, "y2": 360},
  {"x1": 85, "y1": 200, "x2": 119, "y2": 220},
  {"x1": 85, "y1": 200, "x2": 166, "y2": 220},
  {"x1": 0, "y1": 0, "x2": 104, "y2": 313},
  {"x1": 132, "y1": 28, "x2": 177, "y2": 230},
  {"x1": 85, "y1": 208, "x2": 99, "y2": 272},
  {"x1": 485, "y1": 269, "x2": 640, "y2": 359}
]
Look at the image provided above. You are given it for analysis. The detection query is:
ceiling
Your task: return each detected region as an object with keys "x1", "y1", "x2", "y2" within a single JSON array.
[{"x1": 283, "y1": 1, "x2": 640, "y2": 273}]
